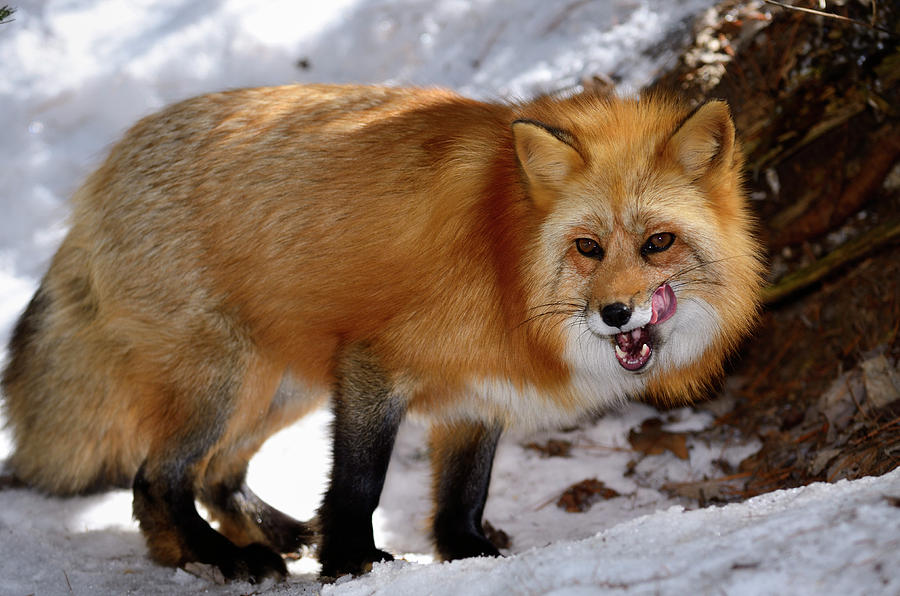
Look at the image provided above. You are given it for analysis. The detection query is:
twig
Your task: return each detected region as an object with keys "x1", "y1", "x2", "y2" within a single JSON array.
[
  {"x1": 793, "y1": 421, "x2": 828, "y2": 444},
  {"x1": 762, "y1": 217, "x2": 900, "y2": 304},
  {"x1": 763, "y1": 0, "x2": 896, "y2": 37},
  {"x1": 850, "y1": 416, "x2": 900, "y2": 446}
]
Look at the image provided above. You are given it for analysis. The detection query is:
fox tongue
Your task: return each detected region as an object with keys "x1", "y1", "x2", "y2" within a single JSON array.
[{"x1": 650, "y1": 283, "x2": 677, "y2": 324}]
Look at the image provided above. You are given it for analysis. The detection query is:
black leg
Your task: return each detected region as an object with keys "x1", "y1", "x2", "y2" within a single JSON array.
[
  {"x1": 317, "y1": 347, "x2": 406, "y2": 579},
  {"x1": 430, "y1": 420, "x2": 503, "y2": 561}
]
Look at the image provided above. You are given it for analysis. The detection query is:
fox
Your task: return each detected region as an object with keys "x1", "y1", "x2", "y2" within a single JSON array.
[{"x1": 1, "y1": 84, "x2": 763, "y2": 582}]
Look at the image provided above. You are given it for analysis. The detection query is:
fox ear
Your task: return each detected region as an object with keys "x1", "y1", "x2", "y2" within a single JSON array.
[
  {"x1": 667, "y1": 101, "x2": 735, "y2": 180},
  {"x1": 512, "y1": 120, "x2": 584, "y2": 204}
]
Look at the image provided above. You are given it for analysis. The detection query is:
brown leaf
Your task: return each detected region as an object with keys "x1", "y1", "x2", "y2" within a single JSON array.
[
  {"x1": 524, "y1": 439, "x2": 572, "y2": 458},
  {"x1": 663, "y1": 472, "x2": 752, "y2": 506},
  {"x1": 628, "y1": 419, "x2": 690, "y2": 460},
  {"x1": 556, "y1": 478, "x2": 621, "y2": 513}
]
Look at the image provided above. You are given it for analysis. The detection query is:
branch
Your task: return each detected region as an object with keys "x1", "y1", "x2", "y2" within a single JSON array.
[
  {"x1": 763, "y1": 0, "x2": 896, "y2": 37},
  {"x1": 762, "y1": 217, "x2": 900, "y2": 304}
]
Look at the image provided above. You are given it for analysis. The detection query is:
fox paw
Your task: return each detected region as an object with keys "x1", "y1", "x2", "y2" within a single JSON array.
[
  {"x1": 197, "y1": 542, "x2": 287, "y2": 584},
  {"x1": 318, "y1": 546, "x2": 394, "y2": 581},
  {"x1": 436, "y1": 531, "x2": 501, "y2": 561},
  {"x1": 263, "y1": 516, "x2": 317, "y2": 555}
]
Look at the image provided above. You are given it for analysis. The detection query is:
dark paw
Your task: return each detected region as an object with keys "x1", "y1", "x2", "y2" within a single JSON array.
[
  {"x1": 436, "y1": 531, "x2": 501, "y2": 561},
  {"x1": 216, "y1": 543, "x2": 287, "y2": 583},
  {"x1": 262, "y1": 515, "x2": 318, "y2": 554},
  {"x1": 318, "y1": 546, "x2": 394, "y2": 581}
]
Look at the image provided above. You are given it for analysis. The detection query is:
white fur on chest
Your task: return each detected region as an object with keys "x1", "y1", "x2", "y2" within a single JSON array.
[{"x1": 460, "y1": 338, "x2": 642, "y2": 431}]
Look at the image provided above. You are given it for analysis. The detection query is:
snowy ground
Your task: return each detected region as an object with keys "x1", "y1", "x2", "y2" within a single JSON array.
[{"x1": 1, "y1": 1, "x2": 898, "y2": 595}]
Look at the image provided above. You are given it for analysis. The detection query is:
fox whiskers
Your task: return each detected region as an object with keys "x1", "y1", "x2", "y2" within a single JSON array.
[
  {"x1": 663, "y1": 255, "x2": 756, "y2": 299},
  {"x1": 519, "y1": 300, "x2": 587, "y2": 330}
]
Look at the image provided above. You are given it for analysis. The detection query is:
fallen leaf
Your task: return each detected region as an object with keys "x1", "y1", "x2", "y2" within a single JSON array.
[
  {"x1": 818, "y1": 370, "x2": 865, "y2": 433},
  {"x1": 556, "y1": 478, "x2": 620, "y2": 513},
  {"x1": 861, "y1": 354, "x2": 900, "y2": 409},
  {"x1": 524, "y1": 439, "x2": 572, "y2": 457},
  {"x1": 628, "y1": 418, "x2": 690, "y2": 460},
  {"x1": 663, "y1": 473, "x2": 751, "y2": 505}
]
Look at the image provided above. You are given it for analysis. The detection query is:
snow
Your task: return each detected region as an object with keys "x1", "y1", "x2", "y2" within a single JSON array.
[
  {"x1": 328, "y1": 470, "x2": 900, "y2": 596},
  {"x1": 1, "y1": 1, "x2": 897, "y2": 594}
]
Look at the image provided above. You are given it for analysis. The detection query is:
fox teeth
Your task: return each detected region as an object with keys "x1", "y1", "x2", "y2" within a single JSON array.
[{"x1": 616, "y1": 343, "x2": 651, "y2": 361}]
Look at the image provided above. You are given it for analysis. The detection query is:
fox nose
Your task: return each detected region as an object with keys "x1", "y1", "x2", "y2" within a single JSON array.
[{"x1": 601, "y1": 302, "x2": 631, "y2": 328}]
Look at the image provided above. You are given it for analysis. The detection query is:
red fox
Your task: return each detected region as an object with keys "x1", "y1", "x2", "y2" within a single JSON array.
[{"x1": 1, "y1": 84, "x2": 763, "y2": 581}]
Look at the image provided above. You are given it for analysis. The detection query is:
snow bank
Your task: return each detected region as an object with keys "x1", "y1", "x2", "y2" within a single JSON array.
[{"x1": 327, "y1": 468, "x2": 900, "y2": 596}]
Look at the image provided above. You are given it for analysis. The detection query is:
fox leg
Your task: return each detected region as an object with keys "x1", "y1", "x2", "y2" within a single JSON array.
[
  {"x1": 317, "y1": 347, "x2": 407, "y2": 579},
  {"x1": 430, "y1": 420, "x2": 503, "y2": 561},
  {"x1": 131, "y1": 362, "x2": 287, "y2": 582},
  {"x1": 200, "y1": 461, "x2": 316, "y2": 554}
]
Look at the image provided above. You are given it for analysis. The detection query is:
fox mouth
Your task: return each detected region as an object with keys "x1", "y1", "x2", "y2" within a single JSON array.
[
  {"x1": 613, "y1": 284, "x2": 677, "y2": 371},
  {"x1": 614, "y1": 327, "x2": 654, "y2": 371}
]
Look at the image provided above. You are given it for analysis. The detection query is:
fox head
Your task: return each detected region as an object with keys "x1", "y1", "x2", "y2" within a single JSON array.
[{"x1": 513, "y1": 94, "x2": 764, "y2": 404}]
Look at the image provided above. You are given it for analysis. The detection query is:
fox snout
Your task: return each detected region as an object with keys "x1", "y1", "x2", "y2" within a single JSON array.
[{"x1": 593, "y1": 298, "x2": 653, "y2": 335}]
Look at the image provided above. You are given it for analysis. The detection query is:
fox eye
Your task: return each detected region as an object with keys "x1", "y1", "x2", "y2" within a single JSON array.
[
  {"x1": 642, "y1": 232, "x2": 675, "y2": 255},
  {"x1": 575, "y1": 238, "x2": 604, "y2": 260}
]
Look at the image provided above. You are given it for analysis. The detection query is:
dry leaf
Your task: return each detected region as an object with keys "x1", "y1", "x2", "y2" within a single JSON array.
[
  {"x1": 524, "y1": 439, "x2": 572, "y2": 458},
  {"x1": 556, "y1": 478, "x2": 620, "y2": 513},
  {"x1": 628, "y1": 418, "x2": 690, "y2": 460}
]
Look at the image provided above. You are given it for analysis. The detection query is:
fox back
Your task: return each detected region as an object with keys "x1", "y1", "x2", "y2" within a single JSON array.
[{"x1": 2, "y1": 85, "x2": 763, "y2": 580}]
